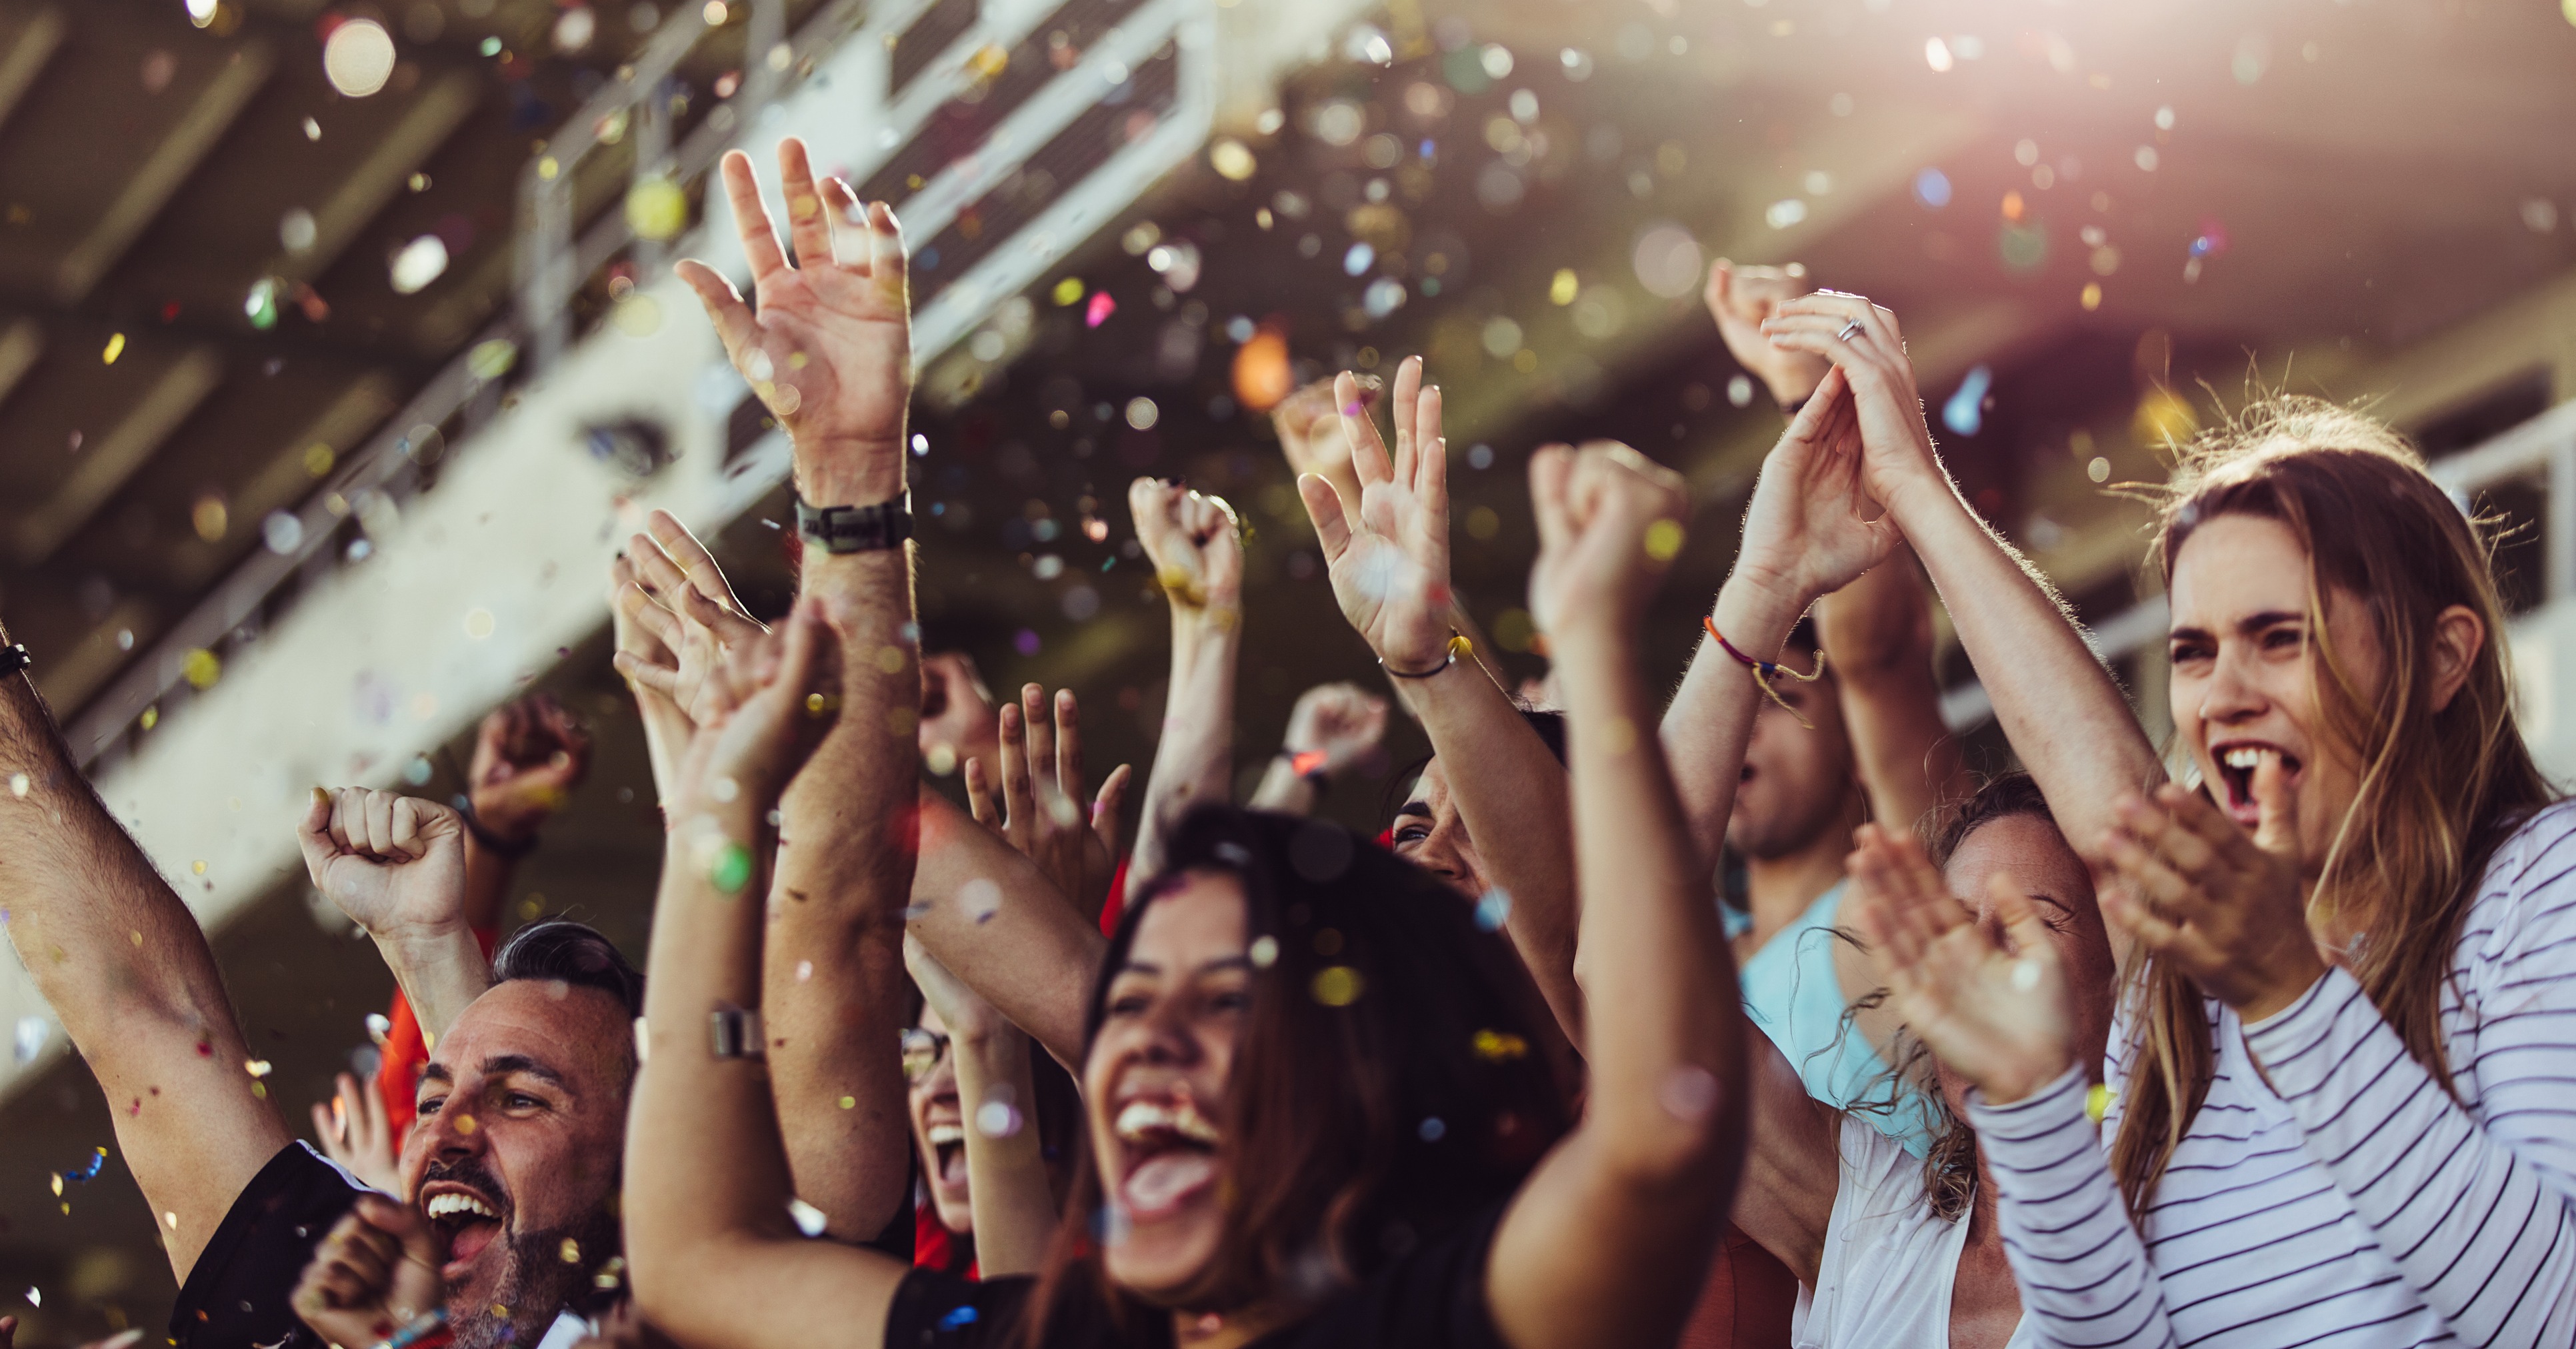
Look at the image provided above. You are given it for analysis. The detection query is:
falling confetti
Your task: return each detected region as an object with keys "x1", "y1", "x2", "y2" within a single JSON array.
[
  {"x1": 102, "y1": 332, "x2": 125, "y2": 364},
  {"x1": 1085, "y1": 291, "x2": 1117, "y2": 327},
  {"x1": 1943, "y1": 365, "x2": 1993, "y2": 437},
  {"x1": 323, "y1": 19, "x2": 397, "y2": 97},
  {"x1": 626, "y1": 177, "x2": 689, "y2": 241}
]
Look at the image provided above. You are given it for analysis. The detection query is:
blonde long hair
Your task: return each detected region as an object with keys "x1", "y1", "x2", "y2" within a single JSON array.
[{"x1": 2111, "y1": 397, "x2": 2556, "y2": 1214}]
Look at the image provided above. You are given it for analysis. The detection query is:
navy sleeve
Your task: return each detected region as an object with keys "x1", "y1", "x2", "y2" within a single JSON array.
[{"x1": 169, "y1": 1141, "x2": 365, "y2": 1349}]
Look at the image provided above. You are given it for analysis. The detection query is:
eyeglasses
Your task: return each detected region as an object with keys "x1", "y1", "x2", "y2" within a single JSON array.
[{"x1": 900, "y1": 1028, "x2": 952, "y2": 1084}]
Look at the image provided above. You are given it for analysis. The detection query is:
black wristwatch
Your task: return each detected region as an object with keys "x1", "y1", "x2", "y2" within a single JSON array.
[
  {"x1": 795, "y1": 491, "x2": 913, "y2": 554},
  {"x1": 0, "y1": 643, "x2": 28, "y2": 676}
]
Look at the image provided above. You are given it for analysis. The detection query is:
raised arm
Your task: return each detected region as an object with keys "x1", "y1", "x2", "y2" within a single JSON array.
[
  {"x1": 625, "y1": 597, "x2": 911, "y2": 1349},
  {"x1": 1123, "y1": 478, "x2": 1244, "y2": 900},
  {"x1": 961, "y1": 684, "x2": 1128, "y2": 923},
  {"x1": 457, "y1": 694, "x2": 591, "y2": 928},
  {"x1": 1813, "y1": 546, "x2": 1963, "y2": 836},
  {"x1": 299, "y1": 788, "x2": 490, "y2": 1041},
  {"x1": 909, "y1": 789, "x2": 1106, "y2": 1070},
  {"x1": 1763, "y1": 294, "x2": 2161, "y2": 878},
  {"x1": 673, "y1": 139, "x2": 919, "y2": 1247},
  {"x1": 1245, "y1": 681, "x2": 1389, "y2": 816},
  {"x1": 0, "y1": 625, "x2": 289, "y2": 1278},
  {"x1": 1485, "y1": 442, "x2": 1747, "y2": 1349},
  {"x1": 1297, "y1": 358, "x2": 1585, "y2": 1042},
  {"x1": 903, "y1": 936, "x2": 1057, "y2": 1278}
]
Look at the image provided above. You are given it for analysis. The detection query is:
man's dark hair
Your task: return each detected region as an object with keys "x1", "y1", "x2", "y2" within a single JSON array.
[{"x1": 491, "y1": 920, "x2": 646, "y2": 1018}]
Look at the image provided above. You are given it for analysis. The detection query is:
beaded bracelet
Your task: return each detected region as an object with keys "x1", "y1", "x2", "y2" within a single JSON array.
[
  {"x1": 1380, "y1": 633, "x2": 1472, "y2": 680},
  {"x1": 1703, "y1": 617, "x2": 1826, "y2": 727}
]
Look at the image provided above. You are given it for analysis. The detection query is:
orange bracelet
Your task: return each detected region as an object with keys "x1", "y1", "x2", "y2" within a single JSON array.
[{"x1": 1703, "y1": 616, "x2": 1826, "y2": 727}]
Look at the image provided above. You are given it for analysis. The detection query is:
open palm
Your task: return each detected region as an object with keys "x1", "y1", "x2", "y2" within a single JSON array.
[
  {"x1": 1298, "y1": 357, "x2": 1453, "y2": 668},
  {"x1": 1844, "y1": 824, "x2": 2075, "y2": 1104},
  {"x1": 677, "y1": 139, "x2": 911, "y2": 490}
]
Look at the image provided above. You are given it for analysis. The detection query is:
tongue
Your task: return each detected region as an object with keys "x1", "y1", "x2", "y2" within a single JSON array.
[
  {"x1": 449, "y1": 1219, "x2": 500, "y2": 1266},
  {"x1": 1123, "y1": 1151, "x2": 1216, "y2": 1218},
  {"x1": 940, "y1": 1147, "x2": 970, "y2": 1188}
]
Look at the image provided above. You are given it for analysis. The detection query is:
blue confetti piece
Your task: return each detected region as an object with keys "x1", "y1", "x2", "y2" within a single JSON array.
[
  {"x1": 1913, "y1": 167, "x2": 1953, "y2": 210},
  {"x1": 1942, "y1": 364, "x2": 1993, "y2": 437},
  {"x1": 937, "y1": 1306, "x2": 979, "y2": 1330}
]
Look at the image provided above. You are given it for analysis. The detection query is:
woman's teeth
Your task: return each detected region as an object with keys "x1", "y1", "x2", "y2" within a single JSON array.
[
  {"x1": 1113, "y1": 1098, "x2": 1221, "y2": 1146},
  {"x1": 925, "y1": 1123, "x2": 965, "y2": 1147}
]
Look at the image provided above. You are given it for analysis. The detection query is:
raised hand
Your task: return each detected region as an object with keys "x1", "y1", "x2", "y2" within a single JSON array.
[
  {"x1": 663, "y1": 596, "x2": 843, "y2": 820},
  {"x1": 298, "y1": 788, "x2": 469, "y2": 944},
  {"x1": 2099, "y1": 760, "x2": 2323, "y2": 1022},
  {"x1": 1297, "y1": 356, "x2": 1452, "y2": 668},
  {"x1": 1272, "y1": 372, "x2": 1379, "y2": 520},
  {"x1": 1759, "y1": 292, "x2": 1949, "y2": 514},
  {"x1": 1128, "y1": 478, "x2": 1244, "y2": 617},
  {"x1": 1281, "y1": 681, "x2": 1389, "y2": 778},
  {"x1": 1844, "y1": 823, "x2": 2074, "y2": 1104},
  {"x1": 1706, "y1": 259, "x2": 1829, "y2": 407},
  {"x1": 289, "y1": 1193, "x2": 445, "y2": 1349},
  {"x1": 675, "y1": 138, "x2": 911, "y2": 506},
  {"x1": 614, "y1": 512, "x2": 774, "y2": 730},
  {"x1": 466, "y1": 694, "x2": 590, "y2": 844},
  {"x1": 312, "y1": 1071, "x2": 401, "y2": 1196},
  {"x1": 1525, "y1": 441, "x2": 1691, "y2": 641},
  {"x1": 1731, "y1": 365, "x2": 1904, "y2": 607},
  {"x1": 963, "y1": 684, "x2": 1131, "y2": 916}
]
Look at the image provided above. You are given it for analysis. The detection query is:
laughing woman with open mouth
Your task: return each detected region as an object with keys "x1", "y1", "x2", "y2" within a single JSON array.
[{"x1": 1763, "y1": 287, "x2": 2576, "y2": 1346}]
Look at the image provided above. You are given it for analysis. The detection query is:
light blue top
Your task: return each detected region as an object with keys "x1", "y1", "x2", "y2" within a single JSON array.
[{"x1": 1737, "y1": 881, "x2": 1939, "y2": 1156}]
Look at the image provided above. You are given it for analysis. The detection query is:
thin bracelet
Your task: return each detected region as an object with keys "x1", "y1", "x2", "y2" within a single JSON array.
[
  {"x1": 1285, "y1": 748, "x2": 1331, "y2": 790},
  {"x1": 1703, "y1": 617, "x2": 1826, "y2": 727},
  {"x1": 1379, "y1": 633, "x2": 1471, "y2": 680}
]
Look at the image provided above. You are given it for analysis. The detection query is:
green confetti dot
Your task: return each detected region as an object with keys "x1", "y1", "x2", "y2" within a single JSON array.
[{"x1": 711, "y1": 842, "x2": 755, "y2": 895}]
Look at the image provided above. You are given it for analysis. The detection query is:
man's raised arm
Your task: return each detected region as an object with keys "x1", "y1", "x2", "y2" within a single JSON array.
[
  {"x1": 675, "y1": 137, "x2": 920, "y2": 1246},
  {"x1": 0, "y1": 626, "x2": 289, "y2": 1278}
]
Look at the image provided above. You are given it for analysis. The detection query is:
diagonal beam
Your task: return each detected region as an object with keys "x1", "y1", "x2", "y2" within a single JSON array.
[
  {"x1": 168, "y1": 373, "x2": 401, "y2": 585},
  {"x1": 0, "y1": 6, "x2": 64, "y2": 137},
  {"x1": 266, "y1": 70, "x2": 482, "y2": 286},
  {"x1": 0, "y1": 316, "x2": 43, "y2": 411},
  {"x1": 9, "y1": 347, "x2": 223, "y2": 565},
  {"x1": 53, "y1": 39, "x2": 275, "y2": 304}
]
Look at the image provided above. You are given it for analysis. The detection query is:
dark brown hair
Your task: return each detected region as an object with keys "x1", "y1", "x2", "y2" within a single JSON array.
[
  {"x1": 1023, "y1": 807, "x2": 1574, "y2": 1342},
  {"x1": 2111, "y1": 396, "x2": 2555, "y2": 1214}
]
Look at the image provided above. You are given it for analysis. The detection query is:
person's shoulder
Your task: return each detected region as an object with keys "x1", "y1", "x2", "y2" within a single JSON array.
[
  {"x1": 1281, "y1": 1204, "x2": 1511, "y2": 1349},
  {"x1": 169, "y1": 1142, "x2": 364, "y2": 1348},
  {"x1": 886, "y1": 1268, "x2": 1103, "y2": 1348}
]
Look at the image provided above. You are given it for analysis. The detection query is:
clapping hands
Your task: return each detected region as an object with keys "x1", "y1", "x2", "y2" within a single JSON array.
[{"x1": 1844, "y1": 824, "x2": 2076, "y2": 1106}]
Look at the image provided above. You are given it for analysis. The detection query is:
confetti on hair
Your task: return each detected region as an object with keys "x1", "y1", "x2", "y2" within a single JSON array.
[{"x1": 1471, "y1": 1029, "x2": 1528, "y2": 1062}]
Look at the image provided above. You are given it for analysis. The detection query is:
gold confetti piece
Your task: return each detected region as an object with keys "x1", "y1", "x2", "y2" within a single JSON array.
[
  {"x1": 1643, "y1": 518, "x2": 1685, "y2": 561},
  {"x1": 2086, "y1": 1082, "x2": 2114, "y2": 1123},
  {"x1": 837, "y1": 1095, "x2": 855, "y2": 1110},
  {"x1": 183, "y1": 649, "x2": 221, "y2": 690},
  {"x1": 1549, "y1": 269, "x2": 1579, "y2": 305},
  {"x1": 129, "y1": 930, "x2": 143, "y2": 946},
  {"x1": 559, "y1": 1238, "x2": 582, "y2": 1264},
  {"x1": 102, "y1": 333, "x2": 125, "y2": 364},
  {"x1": 457, "y1": 1113, "x2": 478, "y2": 1134},
  {"x1": 1473, "y1": 1028, "x2": 1529, "y2": 1062},
  {"x1": 139, "y1": 706, "x2": 157, "y2": 731},
  {"x1": 244, "y1": 1059, "x2": 271, "y2": 1078},
  {"x1": 191, "y1": 860, "x2": 207, "y2": 876},
  {"x1": 1311, "y1": 966, "x2": 1364, "y2": 1007}
]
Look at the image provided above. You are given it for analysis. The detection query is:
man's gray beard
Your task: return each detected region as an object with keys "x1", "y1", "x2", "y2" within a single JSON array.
[{"x1": 447, "y1": 1208, "x2": 622, "y2": 1349}]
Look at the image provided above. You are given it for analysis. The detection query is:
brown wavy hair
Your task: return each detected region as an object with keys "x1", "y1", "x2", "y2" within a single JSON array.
[
  {"x1": 1019, "y1": 807, "x2": 1575, "y2": 1345},
  {"x1": 2109, "y1": 395, "x2": 2555, "y2": 1214}
]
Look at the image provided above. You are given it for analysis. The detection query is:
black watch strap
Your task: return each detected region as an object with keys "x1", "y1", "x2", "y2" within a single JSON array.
[
  {"x1": 0, "y1": 643, "x2": 28, "y2": 676},
  {"x1": 795, "y1": 492, "x2": 913, "y2": 553}
]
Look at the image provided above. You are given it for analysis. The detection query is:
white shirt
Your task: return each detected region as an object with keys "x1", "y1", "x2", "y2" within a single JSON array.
[
  {"x1": 1975, "y1": 800, "x2": 2576, "y2": 1347},
  {"x1": 1795, "y1": 1117, "x2": 2038, "y2": 1348}
]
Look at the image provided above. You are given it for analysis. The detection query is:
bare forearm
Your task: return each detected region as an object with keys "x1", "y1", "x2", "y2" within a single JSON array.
[
  {"x1": 910, "y1": 791, "x2": 1104, "y2": 1068},
  {"x1": 374, "y1": 929, "x2": 493, "y2": 1042},
  {"x1": 1559, "y1": 623, "x2": 1745, "y2": 1180},
  {"x1": 0, "y1": 640, "x2": 285, "y2": 1275},
  {"x1": 1401, "y1": 659, "x2": 1585, "y2": 1045},
  {"x1": 1661, "y1": 582, "x2": 1809, "y2": 873},
  {"x1": 765, "y1": 547, "x2": 919, "y2": 1244},
  {"x1": 1245, "y1": 755, "x2": 1318, "y2": 814},
  {"x1": 952, "y1": 1027, "x2": 1057, "y2": 1277},
  {"x1": 1128, "y1": 615, "x2": 1239, "y2": 899},
  {"x1": 1815, "y1": 552, "x2": 1964, "y2": 838},
  {"x1": 1884, "y1": 477, "x2": 2161, "y2": 860}
]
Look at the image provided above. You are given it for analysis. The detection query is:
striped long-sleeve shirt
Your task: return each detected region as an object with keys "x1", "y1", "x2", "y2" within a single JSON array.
[{"x1": 1968, "y1": 799, "x2": 2576, "y2": 1348}]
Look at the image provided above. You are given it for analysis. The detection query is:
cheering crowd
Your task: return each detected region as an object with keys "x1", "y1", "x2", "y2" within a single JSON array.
[{"x1": 2, "y1": 134, "x2": 2573, "y2": 1349}]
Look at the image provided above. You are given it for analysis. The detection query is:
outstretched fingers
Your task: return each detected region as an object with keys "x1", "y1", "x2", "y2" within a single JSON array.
[
  {"x1": 1297, "y1": 472, "x2": 1356, "y2": 561},
  {"x1": 1414, "y1": 379, "x2": 1447, "y2": 515},
  {"x1": 1338, "y1": 371, "x2": 1395, "y2": 491},
  {"x1": 996, "y1": 700, "x2": 1033, "y2": 828},
  {"x1": 646, "y1": 509, "x2": 755, "y2": 615},
  {"x1": 863, "y1": 198, "x2": 909, "y2": 305},
  {"x1": 1389, "y1": 355, "x2": 1423, "y2": 486},
  {"x1": 673, "y1": 260, "x2": 760, "y2": 365},
  {"x1": 718, "y1": 149, "x2": 790, "y2": 282},
  {"x1": 775, "y1": 137, "x2": 836, "y2": 271}
]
